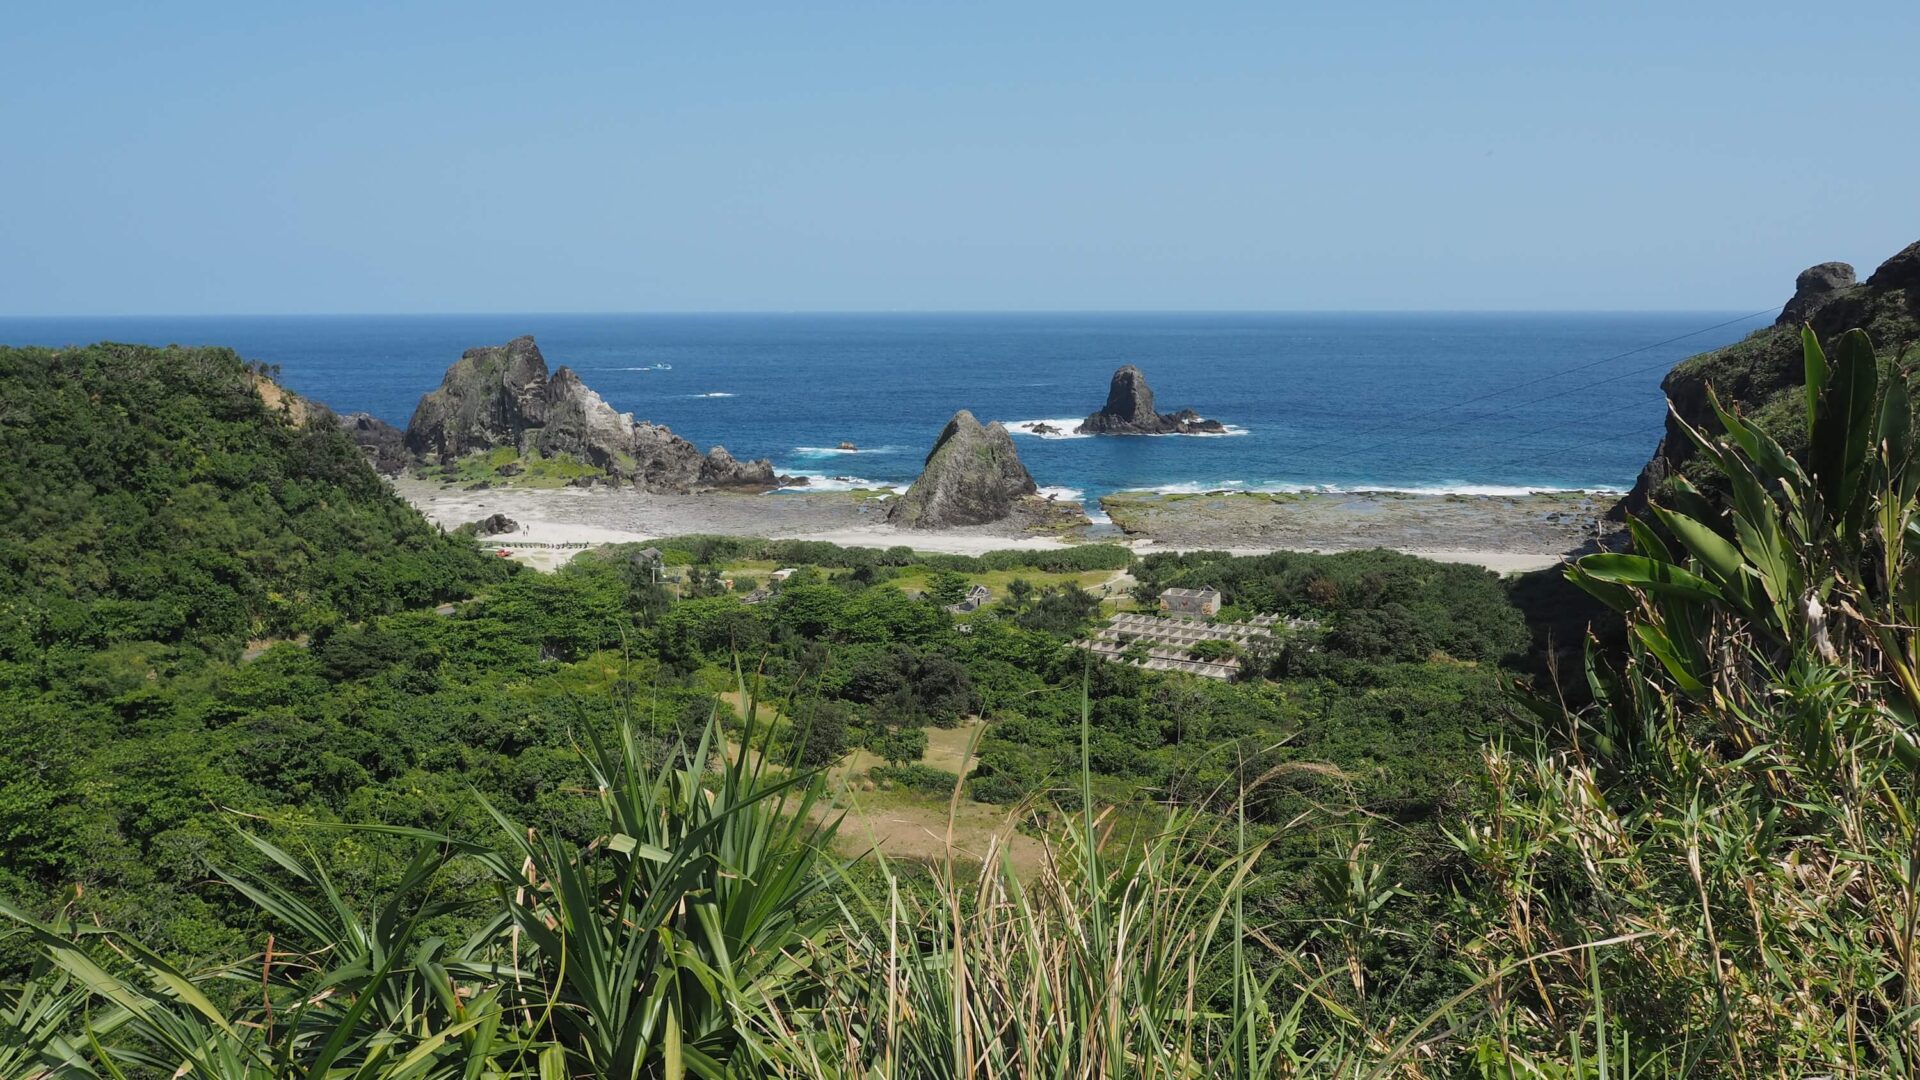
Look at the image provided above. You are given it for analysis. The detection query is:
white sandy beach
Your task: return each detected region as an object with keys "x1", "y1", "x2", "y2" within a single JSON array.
[{"x1": 395, "y1": 477, "x2": 1576, "y2": 574}]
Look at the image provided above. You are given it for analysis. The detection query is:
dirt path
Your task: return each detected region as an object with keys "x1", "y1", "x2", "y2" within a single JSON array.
[{"x1": 719, "y1": 693, "x2": 1047, "y2": 874}]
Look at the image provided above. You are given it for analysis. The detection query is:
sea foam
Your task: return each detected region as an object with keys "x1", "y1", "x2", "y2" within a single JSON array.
[
  {"x1": 793, "y1": 444, "x2": 902, "y2": 458},
  {"x1": 778, "y1": 473, "x2": 909, "y2": 494},
  {"x1": 1004, "y1": 419, "x2": 1092, "y2": 439},
  {"x1": 1005, "y1": 418, "x2": 1249, "y2": 438},
  {"x1": 1131, "y1": 480, "x2": 1623, "y2": 497}
]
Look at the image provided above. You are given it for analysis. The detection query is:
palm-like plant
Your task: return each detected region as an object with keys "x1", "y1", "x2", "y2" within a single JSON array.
[
  {"x1": 464, "y1": 693, "x2": 844, "y2": 1078},
  {"x1": 0, "y1": 687, "x2": 843, "y2": 1079},
  {"x1": 0, "y1": 955, "x2": 92, "y2": 1079},
  {"x1": 1458, "y1": 326, "x2": 1920, "y2": 1071},
  {"x1": 1, "y1": 838, "x2": 512, "y2": 1079}
]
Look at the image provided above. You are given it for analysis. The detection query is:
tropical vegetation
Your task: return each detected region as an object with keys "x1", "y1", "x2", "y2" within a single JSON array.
[{"x1": 3, "y1": 328, "x2": 1916, "y2": 1076}]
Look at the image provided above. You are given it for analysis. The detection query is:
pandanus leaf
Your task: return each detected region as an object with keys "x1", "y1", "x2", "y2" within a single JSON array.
[
  {"x1": 1880, "y1": 370, "x2": 1919, "y2": 503},
  {"x1": 1624, "y1": 513, "x2": 1672, "y2": 562},
  {"x1": 1633, "y1": 623, "x2": 1708, "y2": 694},
  {"x1": 1725, "y1": 460, "x2": 1799, "y2": 616},
  {"x1": 1803, "y1": 324, "x2": 1827, "y2": 440},
  {"x1": 1811, "y1": 328, "x2": 1878, "y2": 522},
  {"x1": 1665, "y1": 473, "x2": 1722, "y2": 532},
  {"x1": 1671, "y1": 404, "x2": 1730, "y2": 473},
  {"x1": 1574, "y1": 553, "x2": 1725, "y2": 605},
  {"x1": 1651, "y1": 506, "x2": 1745, "y2": 584},
  {"x1": 1710, "y1": 386, "x2": 1808, "y2": 488},
  {"x1": 1566, "y1": 563, "x2": 1636, "y2": 613}
]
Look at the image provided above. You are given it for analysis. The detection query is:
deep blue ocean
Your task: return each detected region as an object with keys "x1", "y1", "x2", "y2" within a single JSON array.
[{"x1": 1, "y1": 312, "x2": 1770, "y2": 503}]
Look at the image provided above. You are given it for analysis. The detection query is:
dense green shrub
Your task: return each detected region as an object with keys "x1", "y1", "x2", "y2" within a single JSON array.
[{"x1": 868, "y1": 762, "x2": 962, "y2": 795}]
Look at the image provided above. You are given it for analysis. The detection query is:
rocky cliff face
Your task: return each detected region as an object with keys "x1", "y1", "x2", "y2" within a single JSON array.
[
  {"x1": 1618, "y1": 239, "x2": 1920, "y2": 518},
  {"x1": 335, "y1": 412, "x2": 410, "y2": 475},
  {"x1": 404, "y1": 336, "x2": 777, "y2": 493},
  {"x1": 888, "y1": 410, "x2": 1039, "y2": 528},
  {"x1": 1077, "y1": 365, "x2": 1225, "y2": 435}
]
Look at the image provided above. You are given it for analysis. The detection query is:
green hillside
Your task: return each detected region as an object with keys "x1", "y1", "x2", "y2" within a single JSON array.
[
  {"x1": 3, "y1": 330, "x2": 1915, "y2": 1076},
  {"x1": 0, "y1": 342, "x2": 507, "y2": 654}
]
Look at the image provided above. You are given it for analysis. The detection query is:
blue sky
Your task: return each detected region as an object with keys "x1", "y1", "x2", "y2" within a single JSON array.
[{"x1": 5, "y1": 2, "x2": 1916, "y2": 314}]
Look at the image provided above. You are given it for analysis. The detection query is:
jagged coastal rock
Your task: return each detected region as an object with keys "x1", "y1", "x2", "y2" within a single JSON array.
[
  {"x1": 1619, "y1": 239, "x2": 1920, "y2": 518},
  {"x1": 404, "y1": 336, "x2": 776, "y2": 493},
  {"x1": 473, "y1": 513, "x2": 518, "y2": 537},
  {"x1": 1076, "y1": 365, "x2": 1226, "y2": 435},
  {"x1": 888, "y1": 410, "x2": 1039, "y2": 528},
  {"x1": 335, "y1": 412, "x2": 410, "y2": 475}
]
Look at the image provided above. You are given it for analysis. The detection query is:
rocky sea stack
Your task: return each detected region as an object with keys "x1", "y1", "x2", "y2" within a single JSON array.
[
  {"x1": 1619, "y1": 238, "x2": 1920, "y2": 518},
  {"x1": 1077, "y1": 365, "x2": 1225, "y2": 435},
  {"x1": 404, "y1": 336, "x2": 776, "y2": 493},
  {"x1": 888, "y1": 410, "x2": 1040, "y2": 528}
]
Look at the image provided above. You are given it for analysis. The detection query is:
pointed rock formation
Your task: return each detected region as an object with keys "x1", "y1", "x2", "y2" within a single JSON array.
[
  {"x1": 888, "y1": 410, "x2": 1039, "y2": 528},
  {"x1": 1076, "y1": 365, "x2": 1225, "y2": 435},
  {"x1": 404, "y1": 336, "x2": 777, "y2": 492}
]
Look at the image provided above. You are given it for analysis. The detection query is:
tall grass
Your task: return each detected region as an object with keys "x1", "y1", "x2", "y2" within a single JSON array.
[
  {"x1": 804, "y1": 695, "x2": 1317, "y2": 1079},
  {"x1": 1461, "y1": 325, "x2": 1920, "y2": 1074}
]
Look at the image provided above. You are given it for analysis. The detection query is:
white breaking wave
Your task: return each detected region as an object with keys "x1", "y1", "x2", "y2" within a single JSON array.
[
  {"x1": 1035, "y1": 486, "x2": 1114, "y2": 523},
  {"x1": 1004, "y1": 419, "x2": 1092, "y2": 439},
  {"x1": 1148, "y1": 422, "x2": 1250, "y2": 438},
  {"x1": 1004, "y1": 418, "x2": 1249, "y2": 438},
  {"x1": 793, "y1": 444, "x2": 902, "y2": 457},
  {"x1": 691, "y1": 392, "x2": 735, "y2": 398},
  {"x1": 778, "y1": 473, "x2": 910, "y2": 494},
  {"x1": 1130, "y1": 480, "x2": 1623, "y2": 497}
]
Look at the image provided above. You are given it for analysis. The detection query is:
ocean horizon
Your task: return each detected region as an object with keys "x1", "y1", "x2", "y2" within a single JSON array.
[{"x1": 0, "y1": 310, "x2": 1770, "y2": 503}]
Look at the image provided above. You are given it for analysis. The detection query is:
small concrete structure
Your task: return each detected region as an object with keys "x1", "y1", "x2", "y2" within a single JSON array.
[
  {"x1": 632, "y1": 547, "x2": 667, "y2": 582},
  {"x1": 1159, "y1": 587, "x2": 1223, "y2": 618},
  {"x1": 946, "y1": 584, "x2": 992, "y2": 614},
  {"x1": 768, "y1": 568, "x2": 797, "y2": 582},
  {"x1": 1072, "y1": 610, "x2": 1313, "y2": 681}
]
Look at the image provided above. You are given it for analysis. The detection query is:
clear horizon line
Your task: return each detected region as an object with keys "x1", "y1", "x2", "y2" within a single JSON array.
[{"x1": 0, "y1": 306, "x2": 1775, "y2": 320}]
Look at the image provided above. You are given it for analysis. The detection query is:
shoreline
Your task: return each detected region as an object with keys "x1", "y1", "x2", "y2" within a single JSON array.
[{"x1": 392, "y1": 476, "x2": 1615, "y2": 575}]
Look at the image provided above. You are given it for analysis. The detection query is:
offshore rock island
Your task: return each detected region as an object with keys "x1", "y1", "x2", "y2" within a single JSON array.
[{"x1": 1077, "y1": 364, "x2": 1227, "y2": 435}]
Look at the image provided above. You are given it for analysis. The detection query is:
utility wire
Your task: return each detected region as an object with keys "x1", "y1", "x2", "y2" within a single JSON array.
[
  {"x1": 1325, "y1": 310, "x2": 1775, "y2": 464},
  {"x1": 1456, "y1": 392, "x2": 1665, "y2": 455},
  {"x1": 1293, "y1": 308, "x2": 1774, "y2": 461}
]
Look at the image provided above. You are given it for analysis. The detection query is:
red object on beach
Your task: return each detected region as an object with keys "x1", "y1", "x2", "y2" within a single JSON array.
[{"x1": 496, "y1": 549, "x2": 512, "y2": 557}]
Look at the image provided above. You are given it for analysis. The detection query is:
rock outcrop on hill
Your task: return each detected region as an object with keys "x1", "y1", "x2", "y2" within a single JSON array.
[
  {"x1": 1076, "y1": 365, "x2": 1225, "y2": 435},
  {"x1": 1618, "y1": 239, "x2": 1920, "y2": 519},
  {"x1": 888, "y1": 410, "x2": 1039, "y2": 528},
  {"x1": 404, "y1": 336, "x2": 777, "y2": 493},
  {"x1": 335, "y1": 412, "x2": 410, "y2": 475},
  {"x1": 1777, "y1": 262, "x2": 1858, "y2": 327},
  {"x1": 243, "y1": 369, "x2": 411, "y2": 475}
]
